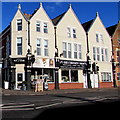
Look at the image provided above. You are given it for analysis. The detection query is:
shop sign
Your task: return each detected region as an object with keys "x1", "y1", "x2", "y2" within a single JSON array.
[
  {"x1": 33, "y1": 58, "x2": 55, "y2": 68},
  {"x1": 60, "y1": 60, "x2": 86, "y2": 69},
  {"x1": 12, "y1": 58, "x2": 26, "y2": 64}
]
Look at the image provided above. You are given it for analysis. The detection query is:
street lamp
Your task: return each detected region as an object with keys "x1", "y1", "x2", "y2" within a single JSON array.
[
  {"x1": 25, "y1": 49, "x2": 35, "y2": 91},
  {"x1": 111, "y1": 58, "x2": 117, "y2": 87},
  {"x1": 86, "y1": 56, "x2": 92, "y2": 88}
]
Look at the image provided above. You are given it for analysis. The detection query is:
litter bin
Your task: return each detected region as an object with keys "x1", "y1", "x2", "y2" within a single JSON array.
[{"x1": 4, "y1": 81, "x2": 9, "y2": 89}]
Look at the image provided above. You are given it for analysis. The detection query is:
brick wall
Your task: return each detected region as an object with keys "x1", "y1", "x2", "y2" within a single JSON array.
[
  {"x1": 99, "y1": 82, "x2": 113, "y2": 88},
  {"x1": 48, "y1": 83, "x2": 83, "y2": 90}
]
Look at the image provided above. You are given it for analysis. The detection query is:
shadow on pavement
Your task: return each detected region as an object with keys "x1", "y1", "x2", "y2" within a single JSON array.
[{"x1": 33, "y1": 99, "x2": 120, "y2": 120}]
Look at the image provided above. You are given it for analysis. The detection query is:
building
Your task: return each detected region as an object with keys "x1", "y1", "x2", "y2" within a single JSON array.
[
  {"x1": 1, "y1": 3, "x2": 56, "y2": 90},
  {"x1": 107, "y1": 21, "x2": 120, "y2": 87},
  {"x1": 82, "y1": 12, "x2": 113, "y2": 88},
  {"x1": 1, "y1": 3, "x2": 114, "y2": 90},
  {"x1": 52, "y1": 4, "x2": 87, "y2": 89}
]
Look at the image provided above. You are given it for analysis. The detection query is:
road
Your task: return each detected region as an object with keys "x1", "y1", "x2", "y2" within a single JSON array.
[{"x1": 1, "y1": 88, "x2": 120, "y2": 119}]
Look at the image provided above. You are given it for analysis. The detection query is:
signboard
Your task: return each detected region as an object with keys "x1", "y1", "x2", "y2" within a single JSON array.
[
  {"x1": 60, "y1": 60, "x2": 86, "y2": 70},
  {"x1": 12, "y1": 58, "x2": 27, "y2": 64},
  {"x1": 33, "y1": 58, "x2": 55, "y2": 68}
]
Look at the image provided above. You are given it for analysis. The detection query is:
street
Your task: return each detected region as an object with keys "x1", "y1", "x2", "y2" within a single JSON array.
[{"x1": 1, "y1": 88, "x2": 120, "y2": 119}]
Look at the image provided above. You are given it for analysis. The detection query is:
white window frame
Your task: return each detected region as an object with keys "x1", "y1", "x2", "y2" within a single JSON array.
[
  {"x1": 67, "y1": 27, "x2": 71, "y2": 38},
  {"x1": 97, "y1": 47, "x2": 100, "y2": 61},
  {"x1": 100, "y1": 33, "x2": 103, "y2": 43},
  {"x1": 43, "y1": 22, "x2": 48, "y2": 33},
  {"x1": 36, "y1": 38, "x2": 41, "y2": 56},
  {"x1": 16, "y1": 19, "x2": 22, "y2": 31},
  {"x1": 101, "y1": 72, "x2": 111, "y2": 82},
  {"x1": 36, "y1": 21, "x2": 41, "y2": 32},
  {"x1": 74, "y1": 43, "x2": 77, "y2": 59},
  {"x1": 63, "y1": 42, "x2": 67, "y2": 58},
  {"x1": 16, "y1": 37, "x2": 22, "y2": 55},
  {"x1": 44, "y1": 39, "x2": 49, "y2": 56},
  {"x1": 96, "y1": 33, "x2": 99, "y2": 42},
  {"x1": 78, "y1": 44, "x2": 82, "y2": 59},
  {"x1": 68, "y1": 43, "x2": 72, "y2": 58},
  {"x1": 72, "y1": 28, "x2": 77, "y2": 38}
]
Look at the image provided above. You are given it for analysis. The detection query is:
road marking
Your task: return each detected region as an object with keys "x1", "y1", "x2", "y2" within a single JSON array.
[
  {"x1": 2, "y1": 104, "x2": 34, "y2": 109},
  {"x1": 35, "y1": 103, "x2": 61, "y2": 110}
]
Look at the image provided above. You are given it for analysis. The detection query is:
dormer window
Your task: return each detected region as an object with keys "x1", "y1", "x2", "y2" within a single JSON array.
[{"x1": 17, "y1": 19, "x2": 22, "y2": 31}]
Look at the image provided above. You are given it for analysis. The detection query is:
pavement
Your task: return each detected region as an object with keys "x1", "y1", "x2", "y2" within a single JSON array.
[
  {"x1": 2, "y1": 87, "x2": 120, "y2": 96},
  {"x1": 1, "y1": 88, "x2": 120, "y2": 119}
]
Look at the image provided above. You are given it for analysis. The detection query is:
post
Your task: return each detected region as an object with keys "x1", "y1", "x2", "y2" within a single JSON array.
[
  {"x1": 86, "y1": 56, "x2": 92, "y2": 88},
  {"x1": 54, "y1": 26, "x2": 59, "y2": 90},
  {"x1": 54, "y1": 58, "x2": 59, "y2": 89}
]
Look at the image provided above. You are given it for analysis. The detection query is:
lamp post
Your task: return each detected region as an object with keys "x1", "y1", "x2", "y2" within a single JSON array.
[
  {"x1": 25, "y1": 49, "x2": 35, "y2": 91},
  {"x1": 86, "y1": 56, "x2": 92, "y2": 88},
  {"x1": 112, "y1": 58, "x2": 117, "y2": 87}
]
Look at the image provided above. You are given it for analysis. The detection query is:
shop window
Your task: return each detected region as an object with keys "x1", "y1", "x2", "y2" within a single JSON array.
[
  {"x1": 61, "y1": 70, "x2": 69, "y2": 82},
  {"x1": 71, "y1": 70, "x2": 78, "y2": 82}
]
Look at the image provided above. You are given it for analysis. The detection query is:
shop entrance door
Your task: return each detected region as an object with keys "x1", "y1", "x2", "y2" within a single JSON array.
[
  {"x1": 16, "y1": 73, "x2": 24, "y2": 90},
  {"x1": 91, "y1": 73, "x2": 99, "y2": 88}
]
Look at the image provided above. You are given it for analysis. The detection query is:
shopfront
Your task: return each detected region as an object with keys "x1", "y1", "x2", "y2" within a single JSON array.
[{"x1": 59, "y1": 60, "x2": 86, "y2": 89}]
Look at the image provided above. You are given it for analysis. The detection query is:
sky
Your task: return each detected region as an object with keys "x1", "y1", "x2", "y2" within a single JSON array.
[{"x1": 1, "y1": 2, "x2": 119, "y2": 33}]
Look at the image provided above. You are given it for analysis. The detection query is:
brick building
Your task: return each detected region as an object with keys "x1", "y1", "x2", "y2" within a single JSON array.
[{"x1": 107, "y1": 21, "x2": 120, "y2": 87}]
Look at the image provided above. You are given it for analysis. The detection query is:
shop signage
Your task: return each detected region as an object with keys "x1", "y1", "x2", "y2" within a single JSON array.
[
  {"x1": 12, "y1": 58, "x2": 27, "y2": 64},
  {"x1": 59, "y1": 60, "x2": 86, "y2": 69},
  {"x1": 33, "y1": 58, "x2": 55, "y2": 68}
]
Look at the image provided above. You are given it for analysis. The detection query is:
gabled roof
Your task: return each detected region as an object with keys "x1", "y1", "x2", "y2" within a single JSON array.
[
  {"x1": 82, "y1": 19, "x2": 94, "y2": 32},
  {"x1": 52, "y1": 12, "x2": 66, "y2": 26},
  {"x1": 106, "y1": 24, "x2": 117, "y2": 37}
]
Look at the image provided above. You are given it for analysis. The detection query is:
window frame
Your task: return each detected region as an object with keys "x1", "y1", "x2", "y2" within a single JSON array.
[
  {"x1": 36, "y1": 21, "x2": 41, "y2": 32},
  {"x1": 43, "y1": 22, "x2": 48, "y2": 33},
  {"x1": 63, "y1": 42, "x2": 67, "y2": 58},
  {"x1": 36, "y1": 38, "x2": 41, "y2": 56},
  {"x1": 74, "y1": 43, "x2": 77, "y2": 59},
  {"x1": 17, "y1": 37, "x2": 22, "y2": 55},
  {"x1": 17, "y1": 19, "x2": 22, "y2": 31},
  {"x1": 44, "y1": 39, "x2": 49, "y2": 56}
]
